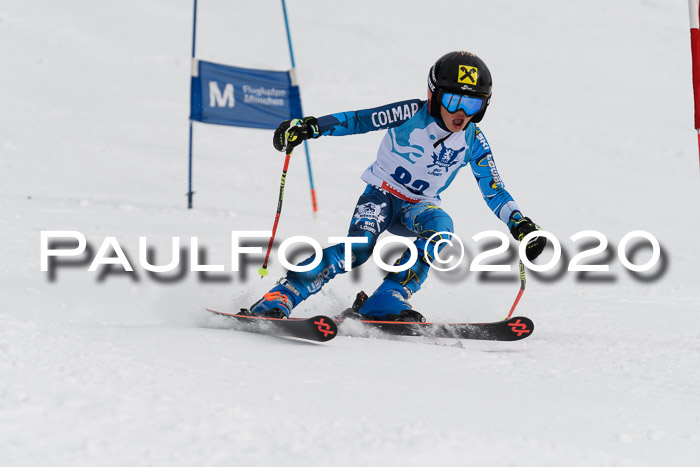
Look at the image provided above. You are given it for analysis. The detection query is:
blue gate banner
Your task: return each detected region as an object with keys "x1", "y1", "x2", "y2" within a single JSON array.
[{"x1": 190, "y1": 59, "x2": 303, "y2": 129}]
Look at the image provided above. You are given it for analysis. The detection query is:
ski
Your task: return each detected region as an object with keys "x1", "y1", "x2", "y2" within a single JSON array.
[
  {"x1": 206, "y1": 308, "x2": 338, "y2": 343},
  {"x1": 333, "y1": 315, "x2": 534, "y2": 341}
]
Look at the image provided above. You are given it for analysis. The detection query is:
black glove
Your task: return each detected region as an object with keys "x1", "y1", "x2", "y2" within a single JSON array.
[
  {"x1": 273, "y1": 117, "x2": 320, "y2": 152},
  {"x1": 510, "y1": 217, "x2": 547, "y2": 261}
]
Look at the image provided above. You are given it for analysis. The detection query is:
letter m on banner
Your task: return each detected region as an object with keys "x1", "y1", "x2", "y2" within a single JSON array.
[{"x1": 190, "y1": 59, "x2": 302, "y2": 129}]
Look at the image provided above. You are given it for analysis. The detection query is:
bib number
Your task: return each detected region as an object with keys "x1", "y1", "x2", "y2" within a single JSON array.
[{"x1": 390, "y1": 166, "x2": 430, "y2": 195}]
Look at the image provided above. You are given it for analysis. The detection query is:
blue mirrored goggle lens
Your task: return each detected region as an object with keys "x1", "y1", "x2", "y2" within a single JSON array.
[{"x1": 441, "y1": 93, "x2": 484, "y2": 116}]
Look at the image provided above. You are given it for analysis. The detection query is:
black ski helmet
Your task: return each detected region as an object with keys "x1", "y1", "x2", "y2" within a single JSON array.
[{"x1": 428, "y1": 51, "x2": 493, "y2": 124}]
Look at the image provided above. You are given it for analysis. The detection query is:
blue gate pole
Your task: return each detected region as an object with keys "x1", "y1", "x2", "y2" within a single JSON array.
[
  {"x1": 281, "y1": 0, "x2": 318, "y2": 216},
  {"x1": 187, "y1": 0, "x2": 198, "y2": 209}
]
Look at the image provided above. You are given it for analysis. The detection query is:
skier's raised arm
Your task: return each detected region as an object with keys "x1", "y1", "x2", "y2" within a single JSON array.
[{"x1": 272, "y1": 99, "x2": 424, "y2": 152}]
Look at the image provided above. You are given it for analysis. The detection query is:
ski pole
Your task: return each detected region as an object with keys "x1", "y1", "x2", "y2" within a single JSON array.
[
  {"x1": 258, "y1": 147, "x2": 294, "y2": 278},
  {"x1": 505, "y1": 260, "x2": 526, "y2": 319}
]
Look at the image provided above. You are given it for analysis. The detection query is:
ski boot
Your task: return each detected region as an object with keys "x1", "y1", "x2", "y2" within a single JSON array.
[
  {"x1": 340, "y1": 284, "x2": 426, "y2": 323},
  {"x1": 239, "y1": 289, "x2": 294, "y2": 319},
  {"x1": 336, "y1": 291, "x2": 370, "y2": 320}
]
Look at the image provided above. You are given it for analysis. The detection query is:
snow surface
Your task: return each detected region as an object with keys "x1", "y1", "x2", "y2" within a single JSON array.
[{"x1": 2, "y1": 0, "x2": 700, "y2": 465}]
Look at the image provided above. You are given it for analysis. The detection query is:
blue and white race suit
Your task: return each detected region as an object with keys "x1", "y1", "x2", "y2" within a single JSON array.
[{"x1": 277, "y1": 99, "x2": 524, "y2": 308}]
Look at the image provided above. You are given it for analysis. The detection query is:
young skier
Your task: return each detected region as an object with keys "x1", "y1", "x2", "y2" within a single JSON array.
[{"x1": 243, "y1": 51, "x2": 546, "y2": 321}]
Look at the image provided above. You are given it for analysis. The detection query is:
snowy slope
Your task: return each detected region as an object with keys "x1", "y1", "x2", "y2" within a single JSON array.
[{"x1": 1, "y1": 0, "x2": 699, "y2": 466}]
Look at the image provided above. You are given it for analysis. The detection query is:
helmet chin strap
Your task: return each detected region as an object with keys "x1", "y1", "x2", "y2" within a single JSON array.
[
  {"x1": 434, "y1": 113, "x2": 451, "y2": 132},
  {"x1": 428, "y1": 88, "x2": 463, "y2": 133}
]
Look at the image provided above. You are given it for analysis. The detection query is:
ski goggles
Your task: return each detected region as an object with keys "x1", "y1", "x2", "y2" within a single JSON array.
[{"x1": 441, "y1": 92, "x2": 487, "y2": 116}]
